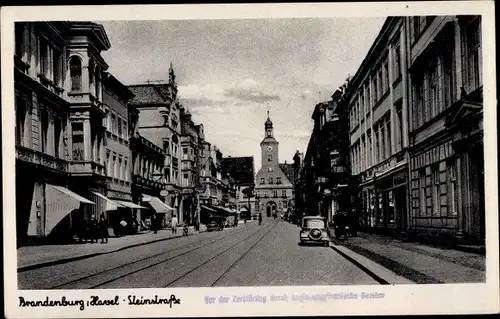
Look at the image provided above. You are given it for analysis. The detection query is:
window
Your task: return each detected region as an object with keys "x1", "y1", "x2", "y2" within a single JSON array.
[
  {"x1": 383, "y1": 61, "x2": 389, "y2": 92},
  {"x1": 419, "y1": 169, "x2": 426, "y2": 216},
  {"x1": 123, "y1": 121, "x2": 128, "y2": 140},
  {"x1": 124, "y1": 159, "x2": 128, "y2": 181},
  {"x1": 377, "y1": 69, "x2": 383, "y2": 98},
  {"x1": 465, "y1": 18, "x2": 482, "y2": 91},
  {"x1": 70, "y1": 56, "x2": 82, "y2": 91},
  {"x1": 393, "y1": 40, "x2": 401, "y2": 80},
  {"x1": 106, "y1": 151, "x2": 111, "y2": 176},
  {"x1": 119, "y1": 156, "x2": 123, "y2": 180},
  {"x1": 40, "y1": 109, "x2": 49, "y2": 153},
  {"x1": 269, "y1": 177, "x2": 273, "y2": 184},
  {"x1": 367, "y1": 132, "x2": 372, "y2": 167},
  {"x1": 183, "y1": 148, "x2": 188, "y2": 160},
  {"x1": 72, "y1": 122, "x2": 84, "y2": 161},
  {"x1": 117, "y1": 117, "x2": 122, "y2": 137},
  {"x1": 374, "y1": 126, "x2": 380, "y2": 163},
  {"x1": 268, "y1": 154, "x2": 272, "y2": 162},
  {"x1": 396, "y1": 104, "x2": 403, "y2": 151},
  {"x1": 54, "y1": 116, "x2": 61, "y2": 158},
  {"x1": 366, "y1": 85, "x2": 371, "y2": 110},
  {"x1": 15, "y1": 23, "x2": 25, "y2": 58},
  {"x1": 283, "y1": 200, "x2": 288, "y2": 208},
  {"x1": 282, "y1": 190, "x2": 286, "y2": 197},
  {"x1": 276, "y1": 177, "x2": 281, "y2": 184},
  {"x1": 373, "y1": 75, "x2": 378, "y2": 102},
  {"x1": 413, "y1": 74, "x2": 425, "y2": 128},
  {"x1": 268, "y1": 167, "x2": 274, "y2": 172},
  {"x1": 448, "y1": 159, "x2": 458, "y2": 216},
  {"x1": 88, "y1": 59, "x2": 95, "y2": 94},
  {"x1": 432, "y1": 164, "x2": 440, "y2": 216},
  {"x1": 260, "y1": 177, "x2": 265, "y2": 184},
  {"x1": 39, "y1": 37, "x2": 48, "y2": 78},
  {"x1": 386, "y1": 118, "x2": 392, "y2": 158},
  {"x1": 163, "y1": 139, "x2": 170, "y2": 154},
  {"x1": 183, "y1": 173, "x2": 189, "y2": 187},
  {"x1": 111, "y1": 113, "x2": 117, "y2": 134},
  {"x1": 428, "y1": 63, "x2": 439, "y2": 118},
  {"x1": 53, "y1": 49, "x2": 62, "y2": 88},
  {"x1": 380, "y1": 123, "x2": 386, "y2": 161},
  {"x1": 273, "y1": 190, "x2": 278, "y2": 197},
  {"x1": 443, "y1": 41, "x2": 455, "y2": 108},
  {"x1": 15, "y1": 95, "x2": 28, "y2": 146},
  {"x1": 113, "y1": 154, "x2": 118, "y2": 178}
]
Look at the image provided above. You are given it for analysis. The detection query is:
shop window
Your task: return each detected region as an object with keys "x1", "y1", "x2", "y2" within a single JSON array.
[{"x1": 69, "y1": 56, "x2": 82, "y2": 91}]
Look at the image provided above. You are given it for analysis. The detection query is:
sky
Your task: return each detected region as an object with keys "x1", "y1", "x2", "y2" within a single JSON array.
[{"x1": 99, "y1": 18, "x2": 386, "y2": 170}]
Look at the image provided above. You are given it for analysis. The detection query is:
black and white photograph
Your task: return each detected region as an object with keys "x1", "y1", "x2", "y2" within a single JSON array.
[{"x1": 2, "y1": 2, "x2": 499, "y2": 318}]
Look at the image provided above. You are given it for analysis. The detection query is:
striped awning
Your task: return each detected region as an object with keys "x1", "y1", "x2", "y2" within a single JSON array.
[
  {"x1": 113, "y1": 200, "x2": 148, "y2": 209},
  {"x1": 43, "y1": 184, "x2": 95, "y2": 236},
  {"x1": 143, "y1": 195, "x2": 173, "y2": 213},
  {"x1": 201, "y1": 205, "x2": 216, "y2": 212},
  {"x1": 92, "y1": 191, "x2": 125, "y2": 211}
]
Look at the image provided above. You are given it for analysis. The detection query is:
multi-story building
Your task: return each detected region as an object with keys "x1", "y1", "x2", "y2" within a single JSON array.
[
  {"x1": 15, "y1": 22, "x2": 81, "y2": 245},
  {"x1": 298, "y1": 85, "x2": 353, "y2": 224},
  {"x1": 255, "y1": 112, "x2": 293, "y2": 218},
  {"x1": 406, "y1": 16, "x2": 484, "y2": 245},
  {"x1": 14, "y1": 22, "x2": 117, "y2": 244},
  {"x1": 129, "y1": 103, "x2": 171, "y2": 228},
  {"x1": 221, "y1": 156, "x2": 256, "y2": 220},
  {"x1": 101, "y1": 72, "x2": 142, "y2": 228},
  {"x1": 179, "y1": 105, "x2": 205, "y2": 226},
  {"x1": 345, "y1": 17, "x2": 410, "y2": 236},
  {"x1": 127, "y1": 64, "x2": 182, "y2": 222},
  {"x1": 292, "y1": 151, "x2": 304, "y2": 222}
]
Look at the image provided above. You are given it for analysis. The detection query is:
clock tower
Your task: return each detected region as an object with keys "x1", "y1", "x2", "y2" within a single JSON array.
[{"x1": 260, "y1": 111, "x2": 279, "y2": 167}]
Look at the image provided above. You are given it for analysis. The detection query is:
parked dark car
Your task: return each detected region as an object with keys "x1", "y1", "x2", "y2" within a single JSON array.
[
  {"x1": 207, "y1": 219, "x2": 224, "y2": 232},
  {"x1": 299, "y1": 216, "x2": 330, "y2": 246}
]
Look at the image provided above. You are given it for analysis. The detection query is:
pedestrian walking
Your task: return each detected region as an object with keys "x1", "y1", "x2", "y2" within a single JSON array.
[
  {"x1": 88, "y1": 215, "x2": 98, "y2": 243},
  {"x1": 119, "y1": 217, "x2": 128, "y2": 237},
  {"x1": 99, "y1": 213, "x2": 109, "y2": 244},
  {"x1": 171, "y1": 215, "x2": 178, "y2": 234},
  {"x1": 151, "y1": 214, "x2": 158, "y2": 234},
  {"x1": 258, "y1": 213, "x2": 263, "y2": 226}
]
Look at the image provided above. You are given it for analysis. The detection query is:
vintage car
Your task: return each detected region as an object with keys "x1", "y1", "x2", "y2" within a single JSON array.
[
  {"x1": 299, "y1": 216, "x2": 330, "y2": 246},
  {"x1": 206, "y1": 218, "x2": 224, "y2": 232}
]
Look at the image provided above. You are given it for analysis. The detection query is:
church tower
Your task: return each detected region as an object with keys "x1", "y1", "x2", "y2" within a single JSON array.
[{"x1": 260, "y1": 111, "x2": 279, "y2": 167}]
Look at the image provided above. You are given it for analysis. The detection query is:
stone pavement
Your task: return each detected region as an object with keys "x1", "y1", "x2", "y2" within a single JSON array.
[
  {"x1": 330, "y1": 231, "x2": 486, "y2": 284},
  {"x1": 17, "y1": 225, "x2": 207, "y2": 271}
]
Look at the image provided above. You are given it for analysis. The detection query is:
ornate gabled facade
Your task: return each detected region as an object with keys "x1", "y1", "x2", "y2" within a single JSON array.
[
  {"x1": 255, "y1": 112, "x2": 293, "y2": 218},
  {"x1": 127, "y1": 63, "x2": 183, "y2": 222},
  {"x1": 221, "y1": 156, "x2": 256, "y2": 219}
]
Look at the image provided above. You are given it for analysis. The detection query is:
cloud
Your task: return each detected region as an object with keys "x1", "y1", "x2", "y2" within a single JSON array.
[
  {"x1": 191, "y1": 105, "x2": 228, "y2": 114},
  {"x1": 275, "y1": 129, "x2": 312, "y2": 140},
  {"x1": 224, "y1": 78, "x2": 281, "y2": 103}
]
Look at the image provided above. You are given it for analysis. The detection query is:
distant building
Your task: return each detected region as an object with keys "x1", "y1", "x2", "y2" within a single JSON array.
[
  {"x1": 221, "y1": 156, "x2": 256, "y2": 219},
  {"x1": 255, "y1": 112, "x2": 293, "y2": 218}
]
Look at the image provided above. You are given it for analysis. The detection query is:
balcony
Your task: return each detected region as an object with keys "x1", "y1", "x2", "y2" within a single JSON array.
[
  {"x1": 69, "y1": 161, "x2": 106, "y2": 177},
  {"x1": 16, "y1": 145, "x2": 68, "y2": 172}
]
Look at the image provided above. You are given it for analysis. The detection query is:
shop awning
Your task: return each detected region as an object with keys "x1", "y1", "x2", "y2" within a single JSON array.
[
  {"x1": 113, "y1": 200, "x2": 148, "y2": 209},
  {"x1": 201, "y1": 205, "x2": 216, "y2": 212},
  {"x1": 145, "y1": 195, "x2": 174, "y2": 213},
  {"x1": 43, "y1": 184, "x2": 94, "y2": 236},
  {"x1": 92, "y1": 191, "x2": 125, "y2": 211}
]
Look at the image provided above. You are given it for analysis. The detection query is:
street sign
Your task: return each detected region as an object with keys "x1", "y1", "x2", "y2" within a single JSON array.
[{"x1": 160, "y1": 190, "x2": 169, "y2": 197}]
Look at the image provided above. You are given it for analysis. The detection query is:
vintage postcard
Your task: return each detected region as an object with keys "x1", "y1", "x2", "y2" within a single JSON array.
[{"x1": 2, "y1": 1, "x2": 499, "y2": 318}]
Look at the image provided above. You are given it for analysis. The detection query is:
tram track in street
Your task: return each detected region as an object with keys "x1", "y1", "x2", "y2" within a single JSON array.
[
  {"x1": 50, "y1": 225, "x2": 257, "y2": 289},
  {"x1": 163, "y1": 221, "x2": 279, "y2": 287},
  {"x1": 85, "y1": 223, "x2": 276, "y2": 289}
]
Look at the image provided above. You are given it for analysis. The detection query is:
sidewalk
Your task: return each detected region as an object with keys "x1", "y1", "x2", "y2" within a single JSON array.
[
  {"x1": 329, "y1": 231, "x2": 486, "y2": 284},
  {"x1": 18, "y1": 226, "x2": 207, "y2": 271}
]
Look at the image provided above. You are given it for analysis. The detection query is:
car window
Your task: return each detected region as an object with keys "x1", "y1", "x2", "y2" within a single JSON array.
[{"x1": 303, "y1": 219, "x2": 325, "y2": 228}]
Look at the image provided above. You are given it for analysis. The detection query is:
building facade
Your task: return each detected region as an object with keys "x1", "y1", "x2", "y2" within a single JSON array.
[
  {"x1": 255, "y1": 113, "x2": 293, "y2": 218},
  {"x1": 346, "y1": 17, "x2": 410, "y2": 236},
  {"x1": 298, "y1": 85, "x2": 353, "y2": 224},
  {"x1": 406, "y1": 16, "x2": 484, "y2": 245},
  {"x1": 179, "y1": 106, "x2": 204, "y2": 226},
  {"x1": 101, "y1": 72, "x2": 140, "y2": 229},
  {"x1": 127, "y1": 64, "x2": 182, "y2": 222},
  {"x1": 221, "y1": 156, "x2": 256, "y2": 219}
]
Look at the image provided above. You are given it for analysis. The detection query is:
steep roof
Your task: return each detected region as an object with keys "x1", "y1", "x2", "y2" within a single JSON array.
[
  {"x1": 221, "y1": 157, "x2": 255, "y2": 185},
  {"x1": 279, "y1": 163, "x2": 295, "y2": 184},
  {"x1": 128, "y1": 85, "x2": 166, "y2": 105}
]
